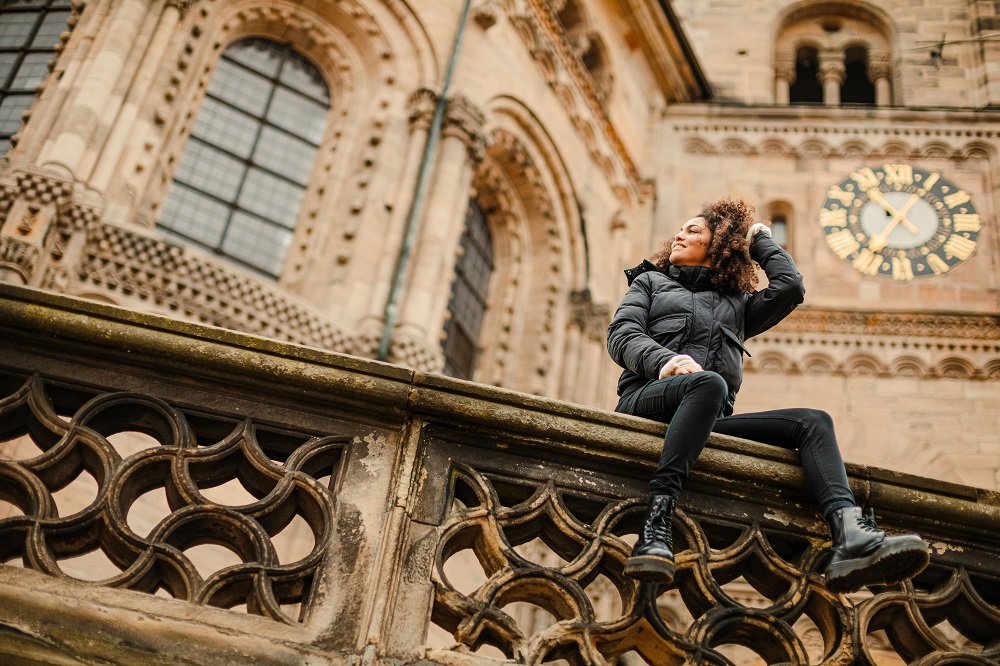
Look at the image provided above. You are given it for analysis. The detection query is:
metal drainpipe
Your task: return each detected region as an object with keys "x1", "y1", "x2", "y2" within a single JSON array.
[{"x1": 377, "y1": 0, "x2": 474, "y2": 362}]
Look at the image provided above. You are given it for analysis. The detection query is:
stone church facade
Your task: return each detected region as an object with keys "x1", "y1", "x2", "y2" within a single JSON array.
[{"x1": 0, "y1": 0, "x2": 997, "y2": 492}]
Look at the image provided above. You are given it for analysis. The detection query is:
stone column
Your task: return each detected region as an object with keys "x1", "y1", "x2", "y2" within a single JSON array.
[
  {"x1": 38, "y1": 0, "x2": 149, "y2": 175},
  {"x1": 91, "y1": 0, "x2": 190, "y2": 192},
  {"x1": 818, "y1": 53, "x2": 845, "y2": 106},
  {"x1": 774, "y1": 55, "x2": 795, "y2": 105},
  {"x1": 868, "y1": 51, "x2": 892, "y2": 106},
  {"x1": 393, "y1": 94, "x2": 487, "y2": 370}
]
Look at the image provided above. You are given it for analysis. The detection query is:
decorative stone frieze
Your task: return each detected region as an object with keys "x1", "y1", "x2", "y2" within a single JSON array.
[
  {"x1": 746, "y1": 309, "x2": 1000, "y2": 381},
  {"x1": 76, "y1": 223, "x2": 352, "y2": 354}
]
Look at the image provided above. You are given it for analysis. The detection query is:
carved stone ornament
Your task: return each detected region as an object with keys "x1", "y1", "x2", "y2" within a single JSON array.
[
  {"x1": 407, "y1": 87, "x2": 439, "y2": 130},
  {"x1": 473, "y1": 0, "x2": 501, "y2": 30},
  {"x1": 0, "y1": 375, "x2": 340, "y2": 625},
  {"x1": 818, "y1": 59, "x2": 846, "y2": 85},
  {"x1": 445, "y1": 94, "x2": 489, "y2": 164}
]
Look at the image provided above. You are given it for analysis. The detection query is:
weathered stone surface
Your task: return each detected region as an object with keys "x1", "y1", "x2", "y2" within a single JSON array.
[{"x1": 0, "y1": 284, "x2": 998, "y2": 664}]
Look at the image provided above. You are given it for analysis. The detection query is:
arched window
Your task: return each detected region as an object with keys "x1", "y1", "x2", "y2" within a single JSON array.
[
  {"x1": 841, "y1": 45, "x2": 875, "y2": 105},
  {"x1": 442, "y1": 200, "x2": 493, "y2": 380},
  {"x1": 789, "y1": 46, "x2": 822, "y2": 104},
  {"x1": 158, "y1": 38, "x2": 330, "y2": 279},
  {"x1": 0, "y1": 0, "x2": 72, "y2": 155},
  {"x1": 775, "y1": 4, "x2": 892, "y2": 107},
  {"x1": 767, "y1": 201, "x2": 793, "y2": 250}
]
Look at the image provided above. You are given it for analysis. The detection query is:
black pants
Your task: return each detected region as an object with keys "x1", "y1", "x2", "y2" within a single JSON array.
[{"x1": 617, "y1": 371, "x2": 855, "y2": 520}]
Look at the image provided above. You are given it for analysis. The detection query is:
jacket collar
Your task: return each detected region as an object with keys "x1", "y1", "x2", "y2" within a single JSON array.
[
  {"x1": 667, "y1": 264, "x2": 714, "y2": 292},
  {"x1": 623, "y1": 260, "x2": 714, "y2": 292}
]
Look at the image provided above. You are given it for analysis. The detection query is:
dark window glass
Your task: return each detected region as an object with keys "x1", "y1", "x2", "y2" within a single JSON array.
[
  {"x1": 789, "y1": 46, "x2": 822, "y2": 105},
  {"x1": 0, "y1": 0, "x2": 71, "y2": 154},
  {"x1": 443, "y1": 201, "x2": 493, "y2": 380},
  {"x1": 841, "y1": 46, "x2": 875, "y2": 105},
  {"x1": 158, "y1": 37, "x2": 330, "y2": 279},
  {"x1": 771, "y1": 216, "x2": 788, "y2": 248}
]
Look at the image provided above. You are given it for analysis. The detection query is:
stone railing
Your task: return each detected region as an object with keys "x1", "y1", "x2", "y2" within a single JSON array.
[{"x1": 0, "y1": 282, "x2": 998, "y2": 665}]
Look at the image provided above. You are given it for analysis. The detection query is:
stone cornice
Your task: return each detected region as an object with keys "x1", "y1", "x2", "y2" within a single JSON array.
[
  {"x1": 778, "y1": 308, "x2": 1000, "y2": 341},
  {"x1": 666, "y1": 103, "x2": 1000, "y2": 138}
]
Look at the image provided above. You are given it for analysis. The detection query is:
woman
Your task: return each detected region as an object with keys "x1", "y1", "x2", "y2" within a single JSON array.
[{"x1": 607, "y1": 196, "x2": 929, "y2": 593}]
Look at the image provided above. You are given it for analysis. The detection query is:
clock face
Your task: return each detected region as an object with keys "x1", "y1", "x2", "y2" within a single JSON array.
[{"x1": 819, "y1": 163, "x2": 981, "y2": 280}]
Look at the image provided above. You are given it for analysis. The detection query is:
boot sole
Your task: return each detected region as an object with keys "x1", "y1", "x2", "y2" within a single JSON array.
[
  {"x1": 624, "y1": 555, "x2": 676, "y2": 584},
  {"x1": 825, "y1": 538, "x2": 930, "y2": 594}
]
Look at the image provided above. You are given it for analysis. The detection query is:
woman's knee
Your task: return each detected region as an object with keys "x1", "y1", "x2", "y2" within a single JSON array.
[
  {"x1": 794, "y1": 408, "x2": 836, "y2": 442},
  {"x1": 689, "y1": 371, "x2": 729, "y2": 404}
]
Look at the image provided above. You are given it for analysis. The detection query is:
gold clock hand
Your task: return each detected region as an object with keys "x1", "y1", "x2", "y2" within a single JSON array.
[
  {"x1": 868, "y1": 194, "x2": 922, "y2": 252},
  {"x1": 867, "y1": 189, "x2": 921, "y2": 234}
]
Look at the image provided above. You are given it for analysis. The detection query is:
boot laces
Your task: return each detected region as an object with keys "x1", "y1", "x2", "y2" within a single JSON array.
[
  {"x1": 858, "y1": 508, "x2": 881, "y2": 533},
  {"x1": 644, "y1": 497, "x2": 674, "y2": 544}
]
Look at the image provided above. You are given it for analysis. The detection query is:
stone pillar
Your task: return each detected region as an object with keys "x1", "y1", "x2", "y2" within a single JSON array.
[
  {"x1": 868, "y1": 51, "x2": 892, "y2": 106},
  {"x1": 774, "y1": 55, "x2": 795, "y2": 105},
  {"x1": 393, "y1": 94, "x2": 487, "y2": 370},
  {"x1": 91, "y1": 0, "x2": 189, "y2": 192},
  {"x1": 818, "y1": 53, "x2": 845, "y2": 106},
  {"x1": 38, "y1": 0, "x2": 149, "y2": 175}
]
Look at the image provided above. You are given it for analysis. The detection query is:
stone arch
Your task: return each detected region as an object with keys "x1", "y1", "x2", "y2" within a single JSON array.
[
  {"x1": 764, "y1": 200, "x2": 794, "y2": 248},
  {"x1": 937, "y1": 356, "x2": 976, "y2": 379},
  {"x1": 751, "y1": 351, "x2": 794, "y2": 374},
  {"x1": 891, "y1": 356, "x2": 929, "y2": 378},
  {"x1": 472, "y1": 98, "x2": 585, "y2": 395},
  {"x1": 138, "y1": 0, "x2": 435, "y2": 285},
  {"x1": 773, "y1": 1, "x2": 894, "y2": 106},
  {"x1": 801, "y1": 352, "x2": 836, "y2": 375},
  {"x1": 844, "y1": 353, "x2": 885, "y2": 377}
]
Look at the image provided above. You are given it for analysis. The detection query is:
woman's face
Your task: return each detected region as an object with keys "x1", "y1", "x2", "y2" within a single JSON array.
[{"x1": 669, "y1": 217, "x2": 712, "y2": 267}]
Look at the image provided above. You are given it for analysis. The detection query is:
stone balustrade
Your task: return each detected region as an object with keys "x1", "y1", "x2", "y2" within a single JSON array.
[{"x1": 0, "y1": 282, "x2": 998, "y2": 665}]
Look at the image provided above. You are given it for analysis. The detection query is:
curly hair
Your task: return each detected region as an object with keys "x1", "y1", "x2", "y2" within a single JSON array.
[{"x1": 650, "y1": 196, "x2": 760, "y2": 293}]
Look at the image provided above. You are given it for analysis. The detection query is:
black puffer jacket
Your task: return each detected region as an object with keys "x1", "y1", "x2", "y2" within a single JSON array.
[{"x1": 607, "y1": 232, "x2": 805, "y2": 416}]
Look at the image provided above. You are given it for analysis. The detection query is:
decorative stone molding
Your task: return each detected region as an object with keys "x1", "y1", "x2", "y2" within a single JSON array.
[
  {"x1": 774, "y1": 60, "x2": 796, "y2": 84},
  {"x1": 387, "y1": 325, "x2": 443, "y2": 373},
  {"x1": 743, "y1": 310, "x2": 1000, "y2": 380},
  {"x1": 407, "y1": 87, "x2": 439, "y2": 130},
  {"x1": 0, "y1": 237, "x2": 39, "y2": 283},
  {"x1": 473, "y1": 0, "x2": 501, "y2": 29},
  {"x1": 76, "y1": 223, "x2": 352, "y2": 354},
  {"x1": 0, "y1": 169, "x2": 76, "y2": 284},
  {"x1": 678, "y1": 133, "x2": 994, "y2": 161},
  {"x1": 569, "y1": 289, "x2": 610, "y2": 341},
  {"x1": 783, "y1": 309, "x2": 1000, "y2": 340},
  {"x1": 867, "y1": 50, "x2": 892, "y2": 81},
  {"x1": 444, "y1": 94, "x2": 488, "y2": 165},
  {"x1": 506, "y1": 0, "x2": 640, "y2": 204}
]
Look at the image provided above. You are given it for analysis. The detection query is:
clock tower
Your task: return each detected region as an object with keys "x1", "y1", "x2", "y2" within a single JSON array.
[{"x1": 655, "y1": 0, "x2": 1000, "y2": 491}]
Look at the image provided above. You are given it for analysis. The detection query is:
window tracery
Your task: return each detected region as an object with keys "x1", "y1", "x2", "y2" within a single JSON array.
[
  {"x1": 443, "y1": 199, "x2": 494, "y2": 381},
  {"x1": 156, "y1": 37, "x2": 330, "y2": 279},
  {"x1": 0, "y1": 0, "x2": 74, "y2": 155}
]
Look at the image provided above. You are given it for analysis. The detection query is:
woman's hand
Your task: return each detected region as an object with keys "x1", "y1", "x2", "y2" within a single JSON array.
[
  {"x1": 745, "y1": 222, "x2": 771, "y2": 258},
  {"x1": 659, "y1": 355, "x2": 704, "y2": 378}
]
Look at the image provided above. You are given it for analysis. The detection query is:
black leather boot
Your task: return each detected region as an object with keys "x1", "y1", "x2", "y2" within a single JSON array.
[
  {"x1": 624, "y1": 495, "x2": 676, "y2": 584},
  {"x1": 824, "y1": 506, "x2": 929, "y2": 593}
]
